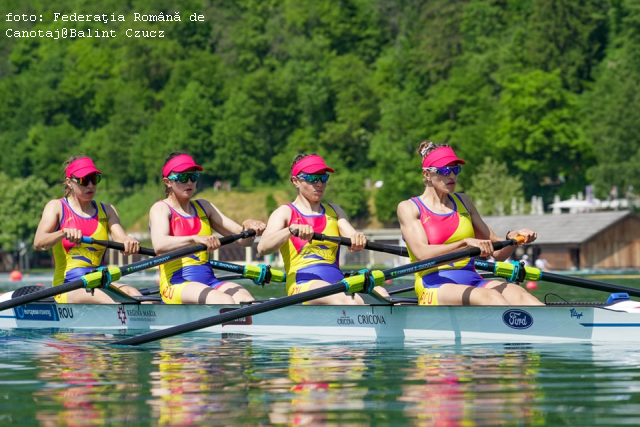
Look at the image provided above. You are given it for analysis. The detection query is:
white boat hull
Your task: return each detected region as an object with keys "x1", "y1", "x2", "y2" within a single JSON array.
[{"x1": 2, "y1": 301, "x2": 640, "y2": 343}]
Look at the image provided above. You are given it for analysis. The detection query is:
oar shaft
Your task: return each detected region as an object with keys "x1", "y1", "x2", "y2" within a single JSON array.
[
  {"x1": 113, "y1": 282, "x2": 349, "y2": 346},
  {"x1": 541, "y1": 271, "x2": 640, "y2": 298},
  {"x1": 81, "y1": 237, "x2": 156, "y2": 256},
  {"x1": 474, "y1": 259, "x2": 640, "y2": 298},
  {"x1": 312, "y1": 233, "x2": 408, "y2": 257},
  {"x1": 0, "y1": 281, "x2": 80, "y2": 310}
]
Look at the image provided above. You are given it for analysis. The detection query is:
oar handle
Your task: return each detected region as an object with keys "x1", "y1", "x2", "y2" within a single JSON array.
[
  {"x1": 81, "y1": 237, "x2": 157, "y2": 256},
  {"x1": 312, "y1": 232, "x2": 409, "y2": 257},
  {"x1": 384, "y1": 238, "x2": 521, "y2": 279},
  {"x1": 312, "y1": 233, "x2": 523, "y2": 259},
  {"x1": 81, "y1": 230, "x2": 256, "y2": 258}
]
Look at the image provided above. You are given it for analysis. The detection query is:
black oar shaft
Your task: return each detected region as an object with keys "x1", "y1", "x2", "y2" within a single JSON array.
[
  {"x1": 541, "y1": 271, "x2": 640, "y2": 298},
  {"x1": 113, "y1": 282, "x2": 349, "y2": 346},
  {"x1": 0, "y1": 281, "x2": 82, "y2": 310},
  {"x1": 474, "y1": 259, "x2": 640, "y2": 298},
  {"x1": 312, "y1": 233, "x2": 409, "y2": 257}
]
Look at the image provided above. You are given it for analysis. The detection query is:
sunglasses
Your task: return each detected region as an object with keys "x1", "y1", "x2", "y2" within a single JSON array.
[
  {"x1": 72, "y1": 173, "x2": 102, "y2": 186},
  {"x1": 428, "y1": 166, "x2": 462, "y2": 176},
  {"x1": 167, "y1": 172, "x2": 201, "y2": 183},
  {"x1": 296, "y1": 173, "x2": 330, "y2": 184}
]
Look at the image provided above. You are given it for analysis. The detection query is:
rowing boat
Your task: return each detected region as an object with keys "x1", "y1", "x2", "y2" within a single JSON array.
[{"x1": 1, "y1": 296, "x2": 639, "y2": 344}]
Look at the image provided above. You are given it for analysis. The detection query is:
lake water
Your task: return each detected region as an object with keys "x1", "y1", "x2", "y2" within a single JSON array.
[{"x1": 1, "y1": 272, "x2": 640, "y2": 425}]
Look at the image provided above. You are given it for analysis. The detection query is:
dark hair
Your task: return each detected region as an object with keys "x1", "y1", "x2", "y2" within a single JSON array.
[
  {"x1": 61, "y1": 154, "x2": 88, "y2": 197},
  {"x1": 163, "y1": 151, "x2": 189, "y2": 197}
]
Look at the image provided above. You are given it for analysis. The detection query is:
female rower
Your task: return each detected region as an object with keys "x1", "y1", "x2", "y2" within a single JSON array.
[
  {"x1": 149, "y1": 152, "x2": 266, "y2": 305},
  {"x1": 397, "y1": 141, "x2": 544, "y2": 306},
  {"x1": 33, "y1": 156, "x2": 143, "y2": 303},
  {"x1": 257, "y1": 153, "x2": 387, "y2": 305}
]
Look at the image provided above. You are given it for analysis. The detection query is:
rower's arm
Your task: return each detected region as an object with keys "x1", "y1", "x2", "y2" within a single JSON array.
[
  {"x1": 104, "y1": 204, "x2": 140, "y2": 255},
  {"x1": 33, "y1": 200, "x2": 65, "y2": 251},
  {"x1": 203, "y1": 199, "x2": 265, "y2": 247},
  {"x1": 257, "y1": 205, "x2": 293, "y2": 256},
  {"x1": 333, "y1": 205, "x2": 366, "y2": 252}
]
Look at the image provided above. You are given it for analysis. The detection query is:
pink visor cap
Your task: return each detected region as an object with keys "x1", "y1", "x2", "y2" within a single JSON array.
[
  {"x1": 162, "y1": 154, "x2": 203, "y2": 177},
  {"x1": 422, "y1": 147, "x2": 466, "y2": 169},
  {"x1": 291, "y1": 155, "x2": 335, "y2": 176},
  {"x1": 65, "y1": 158, "x2": 101, "y2": 178}
]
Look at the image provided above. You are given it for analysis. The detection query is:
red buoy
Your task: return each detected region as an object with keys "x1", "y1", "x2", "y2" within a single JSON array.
[{"x1": 9, "y1": 270, "x2": 22, "y2": 281}]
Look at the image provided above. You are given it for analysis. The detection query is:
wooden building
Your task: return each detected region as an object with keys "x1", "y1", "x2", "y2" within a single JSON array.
[{"x1": 484, "y1": 211, "x2": 640, "y2": 270}]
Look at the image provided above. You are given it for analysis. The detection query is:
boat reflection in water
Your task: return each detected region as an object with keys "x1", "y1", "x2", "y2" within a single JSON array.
[
  {"x1": 147, "y1": 335, "x2": 257, "y2": 425},
  {"x1": 32, "y1": 331, "x2": 144, "y2": 426},
  {"x1": 399, "y1": 344, "x2": 544, "y2": 425}
]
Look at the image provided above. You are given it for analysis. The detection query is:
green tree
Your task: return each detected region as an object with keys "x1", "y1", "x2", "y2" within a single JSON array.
[
  {"x1": 465, "y1": 157, "x2": 525, "y2": 216},
  {"x1": 0, "y1": 173, "x2": 53, "y2": 250}
]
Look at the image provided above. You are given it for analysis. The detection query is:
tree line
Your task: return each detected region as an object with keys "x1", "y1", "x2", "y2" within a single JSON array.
[{"x1": 1, "y1": 0, "x2": 640, "y2": 250}]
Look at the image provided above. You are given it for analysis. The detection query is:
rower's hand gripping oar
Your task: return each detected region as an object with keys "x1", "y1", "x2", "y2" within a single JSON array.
[
  {"x1": 81, "y1": 236, "x2": 156, "y2": 257},
  {"x1": 312, "y1": 233, "x2": 410, "y2": 257},
  {"x1": 0, "y1": 230, "x2": 256, "y2": 312},
  {"x1": 83, "y1": 237, "x2": 285, "y2": 287},
  {"x1": 111, "y1": 237, "x2": 522, "y2": 346},
  {"x1": 474, "y1": 259, "x2": 640, "y2": 298}
]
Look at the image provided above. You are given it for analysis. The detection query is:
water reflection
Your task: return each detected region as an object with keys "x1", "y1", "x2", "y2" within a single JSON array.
[
  {"x1": 2, "y1": 331, "x2": 640, "y2": 425},
  {"x1": 30, "y1": 332, "x2": 144, "y2": 426},
  {"x1": 398, "y1": 344, "x2": 544, "y2": 425},
  {"x1": 266, "y1": 344, "x2": 369, "y2": 425},
  {"x1": 147, "y1": 336, "x2": 257, "y2": 425}
]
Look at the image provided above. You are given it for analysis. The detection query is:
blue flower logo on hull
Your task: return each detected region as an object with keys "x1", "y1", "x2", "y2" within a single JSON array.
[{"x1": 502, "y1": 309, "x2": 534, "y2": 330}]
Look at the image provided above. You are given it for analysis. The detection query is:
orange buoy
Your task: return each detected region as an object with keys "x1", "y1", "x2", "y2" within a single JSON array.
[
  {"x1": 525, "y1": 281, "x2": 537, "y2": 290},
  {"x1": 9, "y1": 270, "x2": 22, "y2": 281}
]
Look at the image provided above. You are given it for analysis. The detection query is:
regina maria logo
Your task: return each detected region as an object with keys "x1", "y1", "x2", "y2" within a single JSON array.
[{"x1": 502, "y1": 309, "x2": 533, "y2": 330}]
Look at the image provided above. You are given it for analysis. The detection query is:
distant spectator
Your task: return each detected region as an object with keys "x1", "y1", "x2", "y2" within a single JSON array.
[
  {"x1": 535, "y1": 257, "x2": 552, "y2": 271},
  {"x1": 520, "y1": 254, "x2": 531, "y2": 267}
]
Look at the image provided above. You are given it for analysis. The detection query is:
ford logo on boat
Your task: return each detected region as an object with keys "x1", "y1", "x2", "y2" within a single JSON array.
[{"x1": 502, "y1": 309, "x2": 533, "y2": 330}]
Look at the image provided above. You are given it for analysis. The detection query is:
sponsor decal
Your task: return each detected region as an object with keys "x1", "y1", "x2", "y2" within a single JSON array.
[
  {"x1": 14, "y1": 304, "x2": 59, "y2": 322},
  {"x1": 219, "y1": 308, "x2": 253, "y2": 326},
  {"x1": 337, "y1": 309, "x2": 355, "y2": 325},
  {"x1": 570, "y1": 308, "x2": 583, "y2": 319},
  {"x1": 357, "y1": 313, "x2": 387, "y2": 325},
  {"x1": 502, "y1": 309, "x2": 533, "y2": 330},
  {"x1": 117, "y1": 306, "x2": 127, "y2": 325},
  {"x1": 125, "y1": 307, "x2": 157, "y2": 323}
]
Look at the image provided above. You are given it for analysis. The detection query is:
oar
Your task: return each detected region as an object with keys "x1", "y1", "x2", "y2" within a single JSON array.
[
  {"x1": 111, "y1": 238, "x2": 520, "y2": 346},
  {"x1": 312, "y1": 233, "x2": 409, "y2": 257},
  {"x1": 82, "y1": 238, "x2": 285, "y2": 286},
  {"x1": 474, "y1": 259, "x2": 640, "y2": 298},
  {"x1": 137, "y1": 259, "x2": 287, "y2": 296},
  {"x1": 0, "y1": 230, "x2": 256, "y2": 312},
  {"x1": 81, "y1": 237, "x2": 156, "y2": 256}
]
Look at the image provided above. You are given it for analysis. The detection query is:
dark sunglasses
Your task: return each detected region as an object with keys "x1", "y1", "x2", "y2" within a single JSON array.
[
  {"x1": 296, "y1": 173, "x2": 330, "y2": 184},
  {"x1": 167, "y1": 172, "x2": 201, "y2": 183},
  {"x1": 429, "y1": 166, "x2": 462, "y2": 176},
  {"x1": 72, "y1": 173, "x2": 102, "y2": 186}
]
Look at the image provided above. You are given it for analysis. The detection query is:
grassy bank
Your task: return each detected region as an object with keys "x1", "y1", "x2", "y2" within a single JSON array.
[{"x1": 108, "y1": 183, "x2": 384, "y2": 235}]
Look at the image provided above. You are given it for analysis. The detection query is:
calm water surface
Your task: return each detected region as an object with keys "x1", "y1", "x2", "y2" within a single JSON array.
[{"x1": 0, "y1": 273, "x2": 639, "y2": 426}]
